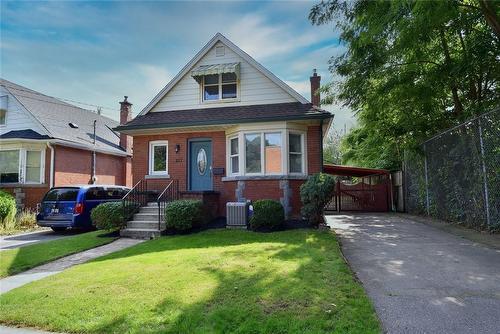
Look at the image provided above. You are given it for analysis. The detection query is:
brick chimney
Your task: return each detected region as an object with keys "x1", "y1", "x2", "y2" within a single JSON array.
[
  {"x1": 119, "y1": 96, "x2": 132, "y2": 153},
  {"x1": 310, "y1": 69, "x2": 321, "y2": 107}
]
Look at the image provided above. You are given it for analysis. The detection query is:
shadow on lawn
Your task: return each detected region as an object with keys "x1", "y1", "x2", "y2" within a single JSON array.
[{"x1": 85, "y1": 230, "x2": 379, "y2": 334}]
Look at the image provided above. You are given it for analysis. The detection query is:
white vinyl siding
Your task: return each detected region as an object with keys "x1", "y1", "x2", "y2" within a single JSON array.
[
  {"x1": 151, "y1": 42, "x2": 297, "y2": 112},
  {"x1": 0, "y1": 88, "x2": 45, "y2": 133}
]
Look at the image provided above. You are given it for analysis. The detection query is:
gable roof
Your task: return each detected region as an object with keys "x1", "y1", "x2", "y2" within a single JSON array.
[
  {"x1": 116, "y1": 102, "x2": 332, "y2": 132},
  {"x1": 0, "y1": 78, "x2": 127, "y2": 156},
  {"x1": 138, "y1": 33, "x2": 309, "y2": 116}
]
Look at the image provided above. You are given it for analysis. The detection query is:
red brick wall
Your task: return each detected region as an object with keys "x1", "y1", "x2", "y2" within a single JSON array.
[
  {"x1": 307, "y1": 125, "x2": 322, "y2": 174},
  {"x1": 132, "y1": 125, "x2": 323, "y2": 218},
  {"x1": 54, "y1": 145, "x2": 127, "y2": 186}
]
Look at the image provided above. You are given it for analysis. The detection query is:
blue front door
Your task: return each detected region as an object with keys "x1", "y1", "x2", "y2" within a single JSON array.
[{"x1": 189, "y1": 140, "x2": 212, "y2": 191}]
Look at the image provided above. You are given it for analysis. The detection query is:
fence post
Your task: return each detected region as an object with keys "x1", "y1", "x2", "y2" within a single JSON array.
[
  {"x1": 423, "y1": 144, "x2": 430, "y2": 216},
  {"x1": 478, "y1": 118, "x2": 491, "y2": 226}
]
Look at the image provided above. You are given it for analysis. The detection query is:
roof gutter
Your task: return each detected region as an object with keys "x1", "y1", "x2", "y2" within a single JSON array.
[{"x1": 115, "y1": 113, "x2": 333, "y2": 133}]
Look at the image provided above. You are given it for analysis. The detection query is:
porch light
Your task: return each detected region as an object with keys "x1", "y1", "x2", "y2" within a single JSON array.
[{"x1": 175, "y1": 144, "x2": 180, "y2": 153}]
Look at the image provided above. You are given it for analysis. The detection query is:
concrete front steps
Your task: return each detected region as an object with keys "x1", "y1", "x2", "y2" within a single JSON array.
[{"x1": 120, "y1": 202, "x2": 165, "y2": 239}]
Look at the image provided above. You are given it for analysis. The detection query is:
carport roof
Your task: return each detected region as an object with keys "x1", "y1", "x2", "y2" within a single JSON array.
[{"x1": 323, "y1": 164, "x2": 389, "y2": 177}]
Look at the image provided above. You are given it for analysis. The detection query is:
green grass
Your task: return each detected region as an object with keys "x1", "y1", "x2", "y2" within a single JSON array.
[
  {"x1": 0, "y1": 229, "x2": 380, "y2": 334},
  {"x1": 0, "y1": 230, "x2": 118, "y2": 278}
]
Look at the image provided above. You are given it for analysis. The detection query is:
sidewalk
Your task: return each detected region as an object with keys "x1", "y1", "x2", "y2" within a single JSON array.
[{"x1": 1, "y1": 238, "x2": 144, "y2": 294}]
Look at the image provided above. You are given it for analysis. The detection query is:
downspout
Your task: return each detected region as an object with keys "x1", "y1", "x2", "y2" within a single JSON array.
[
  {"x1": 47, "y1": 142, "x2": 55, "y2": 188},
  {"x1": 319, "y1": 120, "x2": 324, "y2": 173}
]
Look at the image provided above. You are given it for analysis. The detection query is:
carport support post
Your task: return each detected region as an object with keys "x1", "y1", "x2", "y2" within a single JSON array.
[{"x1": 423, "y1": 144, "x2": 430, "y2": 216}]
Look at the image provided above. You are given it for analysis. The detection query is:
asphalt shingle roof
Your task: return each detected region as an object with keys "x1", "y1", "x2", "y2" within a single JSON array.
[
  {"x1": 0, "y1": 129, "x2": 51, "y2": 140},
  {"x1": 116, "y1": 102, "x2": 332, "y2": 131},
  {"x1": 1, "y1": 79, "x2": 126, "y2": 155}
]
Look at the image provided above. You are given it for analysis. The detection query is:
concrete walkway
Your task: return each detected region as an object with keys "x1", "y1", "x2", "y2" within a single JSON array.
[
  {"x1": 0, "y1": 238, "x2": 144, "y2": 294},
  {"x1": 327, "y1": 213, "x2": 500, "y2": 334}
]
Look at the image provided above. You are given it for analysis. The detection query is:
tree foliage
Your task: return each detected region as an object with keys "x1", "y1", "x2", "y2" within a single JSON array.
[{"x1": 310, "y1": 0, "x2": 499, "y2": 169}]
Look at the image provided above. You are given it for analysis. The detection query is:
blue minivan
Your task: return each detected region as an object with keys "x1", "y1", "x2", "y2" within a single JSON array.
[{"x1": 37, "y1": 185, "x2": 130, "y2": 232}]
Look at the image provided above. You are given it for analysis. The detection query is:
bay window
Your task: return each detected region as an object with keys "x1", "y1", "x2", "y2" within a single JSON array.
[
  {"x1": 264, "y1": 133, "x2": 282, "y2": 174},
  {"x1": 288, "y1": 133, "x2": 304, "y2": 174},
  {"x1": 228, "y1": 130, "x2": 305, "y2": 177},
  {"x1": 245, "y1": 133, "x2": 261, "y2": 173},
  {"x1": 0, "y1": 149, "x2": 44, "y2": 184},
  {"x1": 229, "y1": 137, "x2": 239, "y2": 174},
  {"x1": 0, "y1": 150, "x2": 19, "y2": 183},
  {"x1": 149, "y1": 141, "x2": 168, "y2": 175}
]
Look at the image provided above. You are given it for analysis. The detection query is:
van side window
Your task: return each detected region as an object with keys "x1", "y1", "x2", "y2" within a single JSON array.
[{"x1": 85, "y1": 187, "x2": 106, "y2": 200}]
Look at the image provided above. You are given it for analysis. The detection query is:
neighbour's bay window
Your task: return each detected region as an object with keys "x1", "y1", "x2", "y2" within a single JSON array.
[
  {"x1": 149, "y1": 141, "x2": 168, "y2": 175},
  {"x1": 228, "y1": 130, "x2": 305, "y2": 176},
  {"x1": 0, "y1": 149, "x2": 44, "y2": 184}
]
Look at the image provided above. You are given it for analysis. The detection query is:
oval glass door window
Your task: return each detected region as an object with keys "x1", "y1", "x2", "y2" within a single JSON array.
[{"x1": 197, "y1": 148, "x2": 207, "y2": 175}]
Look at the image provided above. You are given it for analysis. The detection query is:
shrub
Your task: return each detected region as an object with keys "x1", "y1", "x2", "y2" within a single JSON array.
[
  {"x1": 16, "y1": 209, "x2": 37, "y2": 229},
  {"x1": 90, "y1": 202, "x2": 125, "y2": 230},
  {"x1": 300, "y1": 173, "x2": 336, "y2": 226},
  {"x1": 249, "y1": 199, "x2": 284, "y2": 231},
  {"x1": 165, "y1": 200, "x2": 203, "y2": 231},
  {"x1": 0, "y1": 190, "x2": 17, "y2": 230}
]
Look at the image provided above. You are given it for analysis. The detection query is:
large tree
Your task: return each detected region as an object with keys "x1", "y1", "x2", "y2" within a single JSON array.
[{"x1": 311, "y1": 0, "x2": 499, "y2": 169}]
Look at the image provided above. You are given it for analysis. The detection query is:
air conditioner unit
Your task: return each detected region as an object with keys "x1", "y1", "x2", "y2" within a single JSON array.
[{"x1": 226, "y1": 202, "x2": 248, "y2": 228}]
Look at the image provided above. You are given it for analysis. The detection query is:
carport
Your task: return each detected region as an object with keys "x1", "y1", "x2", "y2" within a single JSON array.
[{"x1": 323, "y1": 164, "x2": 391, "y2": 212}]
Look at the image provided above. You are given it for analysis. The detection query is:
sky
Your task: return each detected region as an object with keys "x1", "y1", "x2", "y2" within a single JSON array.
[{"x1": 1, "y1": 0, "x2": 355, "y2": 132}]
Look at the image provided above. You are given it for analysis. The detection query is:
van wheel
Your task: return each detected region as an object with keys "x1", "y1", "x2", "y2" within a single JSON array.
[{"x1": 51, "y1": 227, "x2": 67, "y2": 232}]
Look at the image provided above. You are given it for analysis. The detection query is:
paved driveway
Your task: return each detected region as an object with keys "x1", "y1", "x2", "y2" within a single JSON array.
[
  {"x1": 326, "y1": 213, "x2": 500, "y2": 334},
  {"x1": 0, "y1": 230, "x2": 79, "y2": 250}
]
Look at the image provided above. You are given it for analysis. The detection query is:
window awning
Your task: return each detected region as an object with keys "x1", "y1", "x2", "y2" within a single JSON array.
[{"x1": 191, "y1": 62, "x2": 240, "y2": 82}]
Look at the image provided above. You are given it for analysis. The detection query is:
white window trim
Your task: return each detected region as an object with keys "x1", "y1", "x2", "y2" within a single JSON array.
[
  {"x1": 226, "y1": 129, "x2": 306, "y2": 177},
  {"x1": 228, "y1": 136, "x2": 240, "y2": 175},
  {"x1": 0, "y1": 148, "x2": 45, "y2": 184},
  {"x1": 149, "y1": 140, "x2": 169, "y2": 176},
  {"x1": 287, "y1": 131, "x2": 306, "y2": 175},
  {"x1": 201, "y1": 73, "x2": 239, "y2": 103}
]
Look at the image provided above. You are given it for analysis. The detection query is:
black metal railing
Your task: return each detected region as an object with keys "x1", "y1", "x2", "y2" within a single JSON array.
[
  {"x1": 122, "y1": 179, "x2": 149, "y2": 222},
  {"x1": 157, "y1": 179, "x2": 179, "y2": 230}
]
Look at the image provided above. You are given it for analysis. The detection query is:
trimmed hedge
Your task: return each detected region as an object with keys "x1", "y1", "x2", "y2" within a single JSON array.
[
  {"x1": 0, "y1": 190, "x2": 17, "y2": 229},
  {"x1": 300, "y1": 173, "x2": 336, "y2": 226},
  {"x1": 249, "y1": 199, "x2": 284, "y2": 231},
  {"x1": 165, "y1": 200, "x2": 204, "y2": 231},
  {"x1": 90, "y1": 202, "x2": 125, "y2": 230}
]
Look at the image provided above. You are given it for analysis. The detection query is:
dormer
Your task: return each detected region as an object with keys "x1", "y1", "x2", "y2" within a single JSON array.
[{"x1": 191, "y1": 62, "x2": 240, "y2": 103}]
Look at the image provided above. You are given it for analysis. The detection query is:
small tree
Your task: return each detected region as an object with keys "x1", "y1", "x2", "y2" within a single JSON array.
[{"x1": 300, "y1": 173, "x2": 336, "y2": 226}]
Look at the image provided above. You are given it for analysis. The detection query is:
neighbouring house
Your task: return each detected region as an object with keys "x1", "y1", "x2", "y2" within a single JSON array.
[
  {"x1": 0, "y1": 79, "x2": 133, "y2": 209},
  {"x1": 115, "y1": 33, "x2": 333, "y2": 227}
]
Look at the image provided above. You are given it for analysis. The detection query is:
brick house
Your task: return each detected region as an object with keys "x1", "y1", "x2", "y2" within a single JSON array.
[
  {"x1": 0, "y1": 79, "x2": 133, "y2": 209},
  {"x1": 116, "y1": 33, "x2": 333, "y2": 228}
]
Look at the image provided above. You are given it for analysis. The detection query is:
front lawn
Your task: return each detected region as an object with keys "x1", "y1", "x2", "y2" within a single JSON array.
[
  {"x1": 0, "y1": 230, "x2": 118, "y2": 278},
  {"x1": 0, "y1": 229, "x2": 380, "y2": 333}
]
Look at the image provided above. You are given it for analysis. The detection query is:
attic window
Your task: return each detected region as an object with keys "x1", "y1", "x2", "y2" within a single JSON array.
[
  {"x1": 0, "y1": 96, "x2": 7, "y2": 125},
  {"x1": 203, "y1": 73, "x2": 237, "y2": 101},
  {"x1": 216, "y1": 46, "x2": 225, "y2": 57}
]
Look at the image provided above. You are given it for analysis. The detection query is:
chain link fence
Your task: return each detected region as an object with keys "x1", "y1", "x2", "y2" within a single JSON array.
[{"x1": 404, "y1": 109, "x2": 499, "y2": 231}]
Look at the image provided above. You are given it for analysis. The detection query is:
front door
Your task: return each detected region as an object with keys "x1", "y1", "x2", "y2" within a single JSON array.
[{"x1": 189, "y1": 140, "x2": 212, "y2": 191}]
